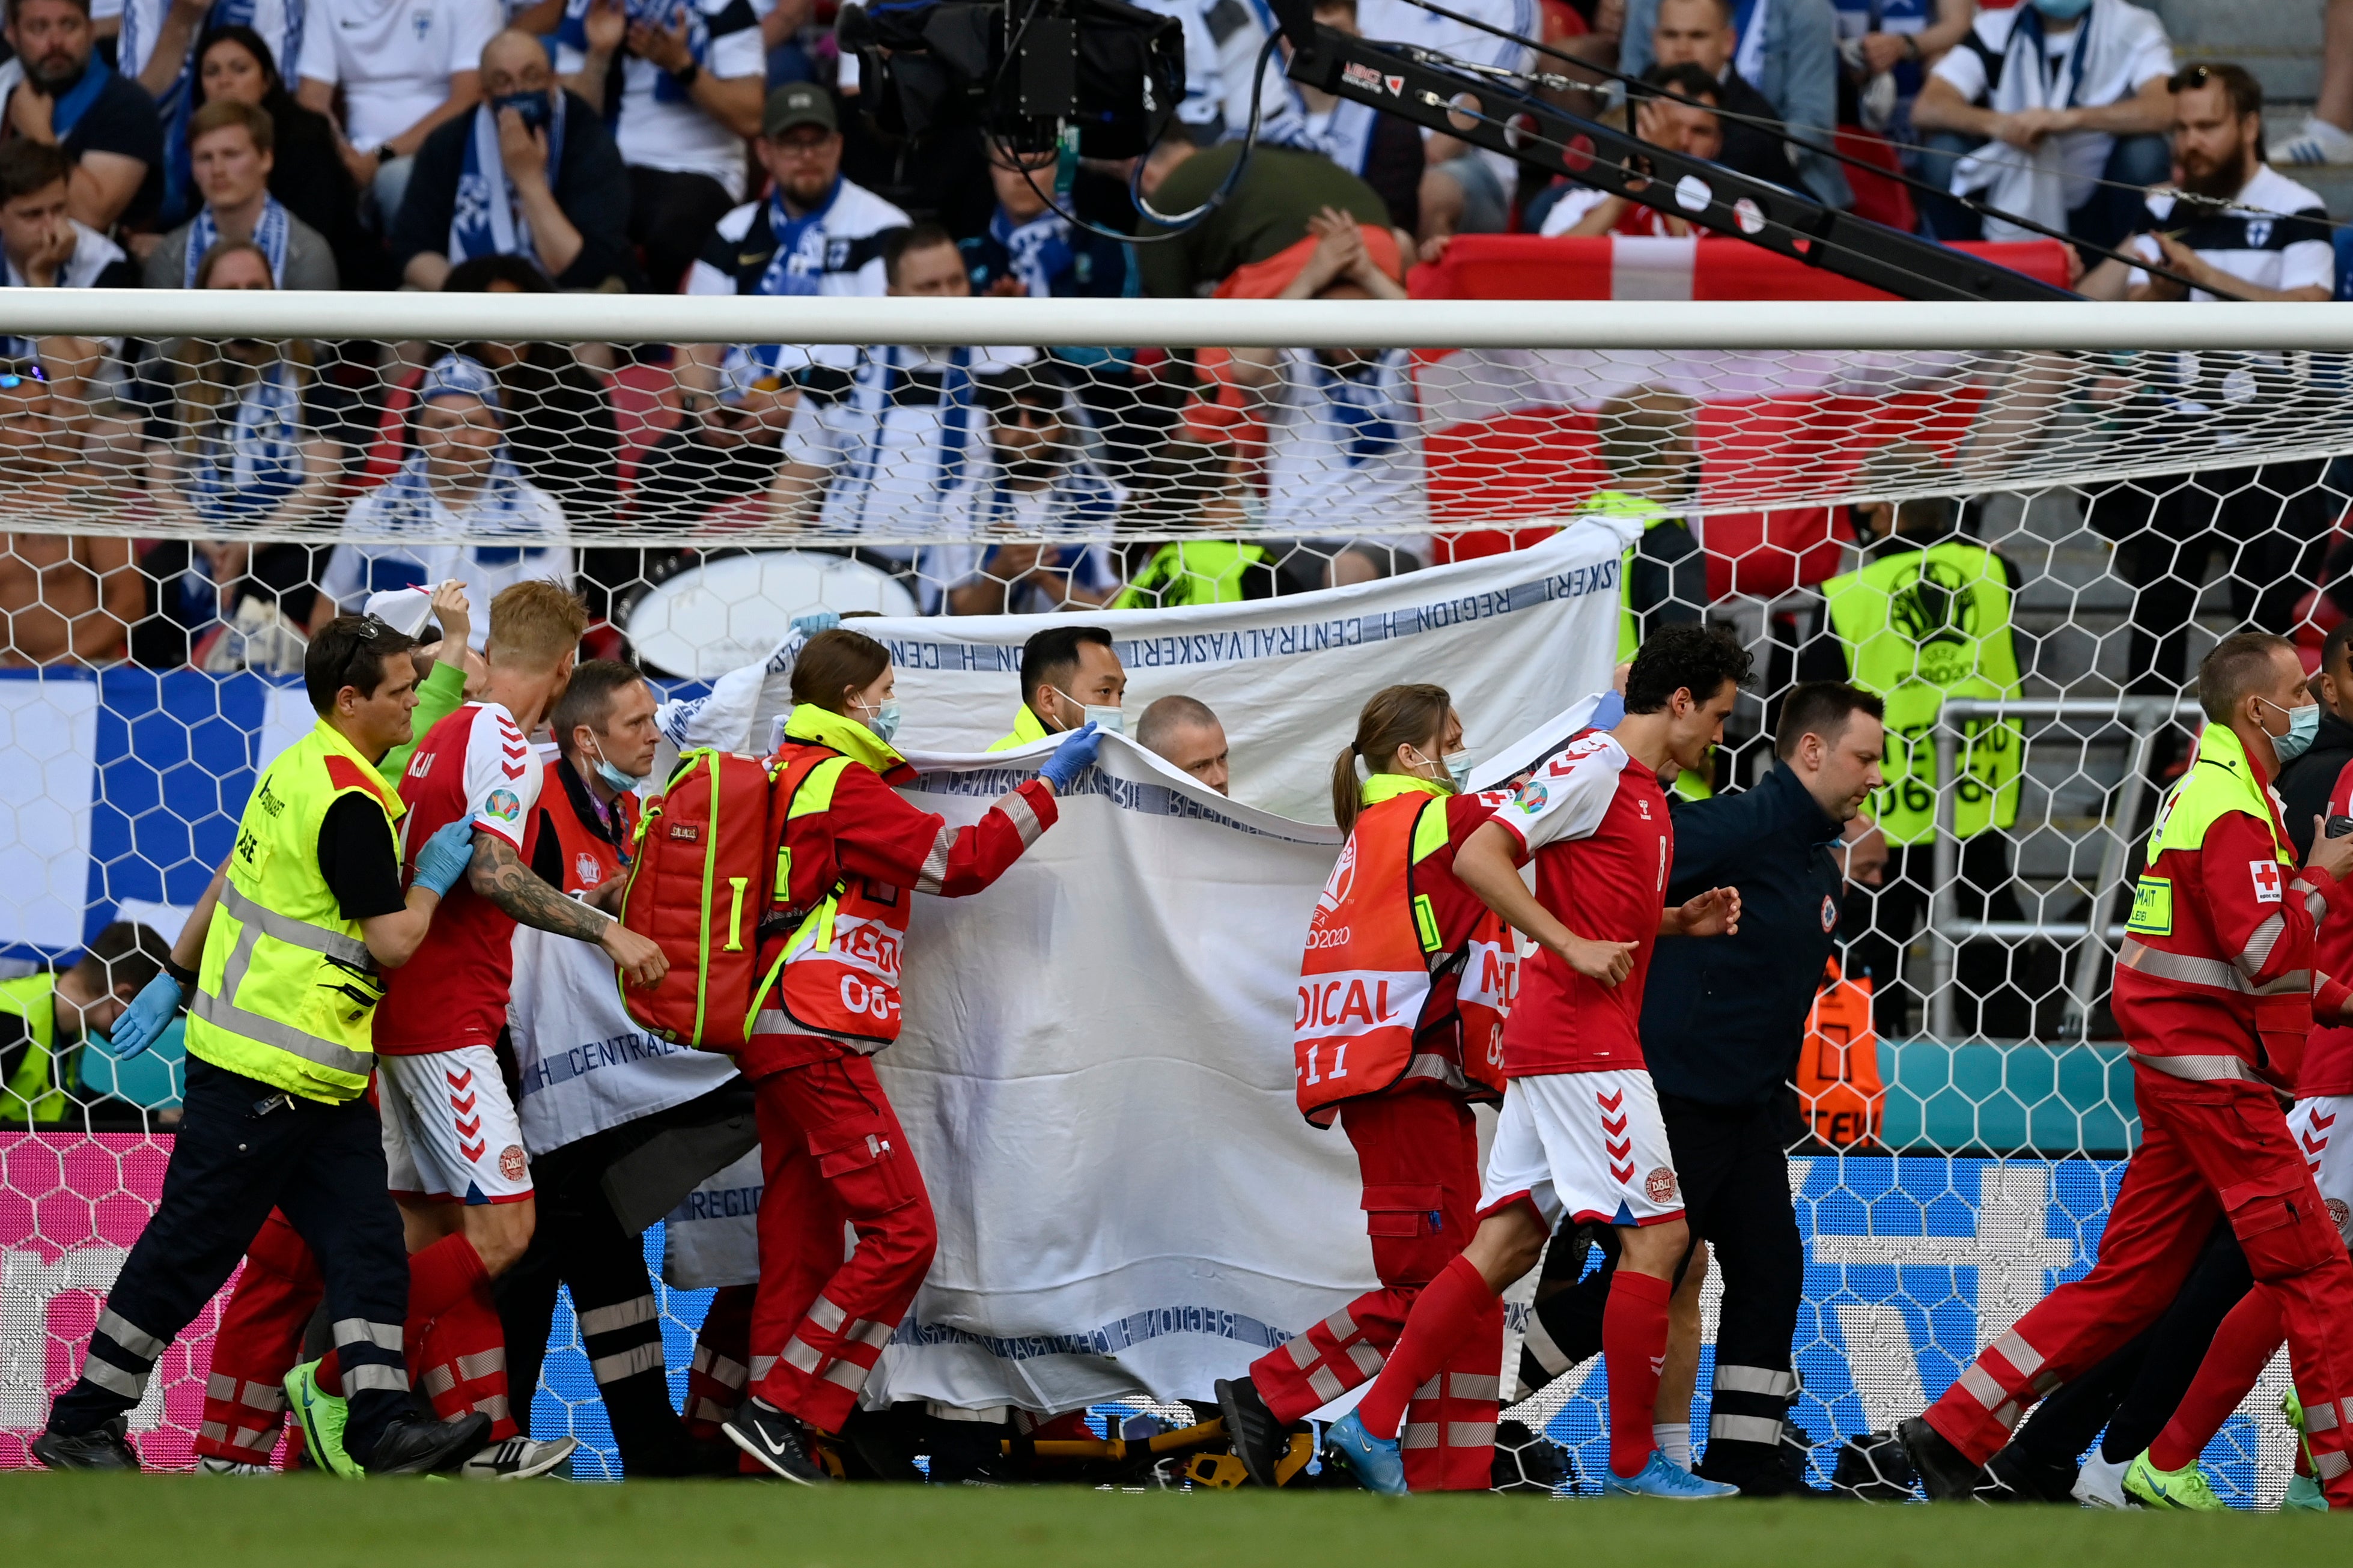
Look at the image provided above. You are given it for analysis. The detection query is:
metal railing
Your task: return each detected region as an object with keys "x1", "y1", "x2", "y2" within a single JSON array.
[{"x1": 1923, "y1": 696, "x2": 2205, "y2": 1044}]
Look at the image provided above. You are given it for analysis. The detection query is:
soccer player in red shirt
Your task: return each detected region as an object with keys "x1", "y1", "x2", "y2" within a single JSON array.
[
  {"x1": 1326, "y1": 626, "x2": 1752, "y2": 1498},
  {"x1": 319, "y1": 581, "x2": 669, "y2": 1479}
]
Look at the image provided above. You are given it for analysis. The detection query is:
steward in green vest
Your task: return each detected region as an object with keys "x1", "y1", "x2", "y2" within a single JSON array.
[
  {"x1": 988, "y1": 624, "x2": 1129, "y2": 750},
  {"x1": 1113, "y1": 539, "x2": 1277, "y2": 610},
  {"x1": 1818, "y1": 497, "x2": 2024, "y2": 848},
  {"x1": 33, "y1": 614, "x2": 495, "y2": 1478},
  {"x1": 0, "y1": 922, "x2": 171, "y2": 1129},
  {"x1": 1581, "y1": 390, "x2": 1712, "y2": 798}
]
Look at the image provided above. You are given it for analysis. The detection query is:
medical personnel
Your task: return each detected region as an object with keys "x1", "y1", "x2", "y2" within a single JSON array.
[
  {"x1": 32, "y1": 616, "x2": 487, "y2": 1474},
  {"x1": 1324, "y1": 627, "x2": 1752, "y2": 1498},
  {"x1": 1216, "y1": 684, "x2": 1514, "y2": 1491},
  {"x1": 988, "y1": 624, "x2": 1127, "y2": 750},
  {"x1": 1900, "y1": 633, "x2": 2353, "y2": 1506},
  {"x1": 724, "y1": 627, "x2": 1101, "y2": 1481}
]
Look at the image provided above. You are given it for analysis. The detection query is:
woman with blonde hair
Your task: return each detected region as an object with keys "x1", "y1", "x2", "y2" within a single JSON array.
[{"x1": 1216, "y1": 681, "x2": 1518, "y2": 1494}]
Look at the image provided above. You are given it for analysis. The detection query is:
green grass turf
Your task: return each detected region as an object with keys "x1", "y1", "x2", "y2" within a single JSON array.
[{"x1": 2, "y1": 1476, "x2": 2342, "y2": 1567}]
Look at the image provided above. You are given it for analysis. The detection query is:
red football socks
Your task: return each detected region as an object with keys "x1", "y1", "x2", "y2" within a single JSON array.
[
  {"x1": 314, "y1": 1234, "x2": 490, "y2": 1402},
  {"x1": 2148, "y1": 1289, "x2": 2284, "y2": 1474},
  {"x1": 1353, "y1": 1256, "x2": 1496, "y2": 1441},
  {"x1": 1604, "y1": 1268, "x2": 1673, "y2": 1478}
]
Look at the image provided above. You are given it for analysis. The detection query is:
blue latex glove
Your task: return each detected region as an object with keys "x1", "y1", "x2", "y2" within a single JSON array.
[
  {"x1": 413, "y1": 816, "x2": 478, "y2": 898},
  {"x1": 102, "y1": 970, "x2": 184, "y2": 1061},
  {"x1": 790, "y1": 612, "x2": 842, "y2": 637},
  {"x1": 1038, "y1": 722, "x2": 1101, "y2": 793}
]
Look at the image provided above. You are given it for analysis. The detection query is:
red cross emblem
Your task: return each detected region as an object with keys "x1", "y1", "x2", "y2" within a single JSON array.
[{"x1": 2250, "y1": 860, "x2": 2283, "y2": 904}]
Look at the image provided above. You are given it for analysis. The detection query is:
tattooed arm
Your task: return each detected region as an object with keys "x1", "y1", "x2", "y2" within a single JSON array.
[{"x1": 469, "y1": 830, "x2": 671, "y2": 986}]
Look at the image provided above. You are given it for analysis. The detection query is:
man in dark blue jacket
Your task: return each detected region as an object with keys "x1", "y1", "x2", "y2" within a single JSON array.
[{"x1": 1513, "y1": 681, "x2": 1884, "y2": 1494}]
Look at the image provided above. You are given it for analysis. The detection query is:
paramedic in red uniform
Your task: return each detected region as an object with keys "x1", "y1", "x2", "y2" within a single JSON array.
[
  {"x1": 722, "y1": 627, "x2": 1102, "y2": 1483},
  {"x1": 1900, "y1": 631, "x2": 2353, "y2": 1506},
  {"x1": 1324, "y1": 626, "x2": 1752, "y2": 1499},
  {"x1": 1216, "y1": 684, "x2": 1515, "y2": 1492}
]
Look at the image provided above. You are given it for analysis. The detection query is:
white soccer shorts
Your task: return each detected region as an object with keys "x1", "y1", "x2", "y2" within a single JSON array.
[
  {"x1": 2291, "y1": 1094, "x2": 2353, "y2": 1245},
  {"x1": 1478, "y1": 1067, "x2": 1684, "y2": 1230},
  {"x1": 379, "y1": 1045, "x2": 533, "y2": 1204}
]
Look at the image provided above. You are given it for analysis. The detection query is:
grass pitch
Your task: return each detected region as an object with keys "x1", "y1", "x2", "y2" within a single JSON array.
[{"x1": 2, "y1": 1475, "x2": 2339, "y2": 1567}]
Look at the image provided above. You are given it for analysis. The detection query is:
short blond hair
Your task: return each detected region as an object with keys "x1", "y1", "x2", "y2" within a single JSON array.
[{"x1": 487, "y1": 580, "x2": 587, "y2": 672}]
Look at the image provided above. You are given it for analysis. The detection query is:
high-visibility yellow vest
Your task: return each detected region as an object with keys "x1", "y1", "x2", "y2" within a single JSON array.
[
  {"x1": 0, "y1": 973, "x2": 68, "y2": 1127},
  {"x1": 1580, "y1": 490, "x2": 1714, "y2": 802},
  {"x1": 2129, "y1": 723, "x2": 2296, "y2": 937},
  {"x1": 1581, "y1": 488, "x2": 1687, "y2": 666},
  {"x1": 987, "y1": 702, "x2": 1053, "y2": 753},
  {"x1": 186, "y1": 719, "x2": 404, "y2": 1104},
  {"x1": 1821, "y1": 541, "x2": 2023, "y2": 846},
  {"x1": 1114, "y1": 540, "x2": 1266, "y2": 610}
]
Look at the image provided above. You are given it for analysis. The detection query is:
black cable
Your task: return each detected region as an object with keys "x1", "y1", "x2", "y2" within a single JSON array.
[
  {"x1": 1384, "y1": 0, "x2": 2234, "y2": 300},
  {"x1": 988, "y1": 31, "x2": 1285, "y2": 246}
]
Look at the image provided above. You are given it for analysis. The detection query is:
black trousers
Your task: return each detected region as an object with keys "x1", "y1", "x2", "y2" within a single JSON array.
[
  {"x1": 49, "y1": 1056, "x2": 412, "y2": 1460},
  {"x1": 1520, "y1": 1091, "x2": 1806, "y2": 1482},
  {"x1": 628, "y1": 165, "x2": 737, "y2": 298},
  {"x1": 2005, "y1": 1223, "x2": 2252, "y2": 1483},
  {"x1": 495, "y1": 1120, "x2": 702, "y2": 1476},
  {"x1": 2090, "y1": 460, "x2": 2337, "y2": 698}
]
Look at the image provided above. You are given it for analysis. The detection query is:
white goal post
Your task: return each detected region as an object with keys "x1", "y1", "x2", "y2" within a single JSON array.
[{"x1": 2, "y1": 290, "x2": 2353, "y2": 350}]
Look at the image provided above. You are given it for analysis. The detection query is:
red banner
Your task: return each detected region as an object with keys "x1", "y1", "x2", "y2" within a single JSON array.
[{"x1": 1409, "y1": 235, "x2": 2074, "y2": 597}]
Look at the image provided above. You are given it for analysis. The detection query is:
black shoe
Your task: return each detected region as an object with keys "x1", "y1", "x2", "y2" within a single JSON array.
[
  {"x1": 723, "y1": 1400, "x2": 831, "y2": 1484},
  {"x1": 1897, "y1": 1416, "x2": 1986, "y2": 1502},
  {"x1": 1700, "y1": 1456, "x2": 1823, "y2": 1498},
  {"x1": 361, "y1": 1412, "x2": 493, "y2": 1475},
  {"x1": 1978, "y1": 1445, "x2": 2077, "y2": 1504},
  {"x1": 1215, "y1": 1377, "x2": 1289, "y2": 1488},
  {"x1": 31, "y1": 1417, "x2": 138, "y2": 1471},
  {"x1": 1830, "y1": 1429, "x2": 1916, "y2": 1501}
]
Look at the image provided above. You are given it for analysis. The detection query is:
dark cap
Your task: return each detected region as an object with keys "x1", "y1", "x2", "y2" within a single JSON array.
[{"x1": 763, "y1": 83, "x2": 837, "y2": 138}]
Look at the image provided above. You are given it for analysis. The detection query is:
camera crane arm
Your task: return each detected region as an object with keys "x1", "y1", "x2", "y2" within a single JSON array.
[{"x1": 1271, "y1": 18, "x2": 2077, "y2": 303}]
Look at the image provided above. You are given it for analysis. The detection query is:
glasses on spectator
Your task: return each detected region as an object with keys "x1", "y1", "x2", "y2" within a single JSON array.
[
  {"x1": 0, "y1": 367, "x2": 49, "y2": 388},
  {"x1": 989, "y1": 401, "x2": 1061, "y2": 427}
]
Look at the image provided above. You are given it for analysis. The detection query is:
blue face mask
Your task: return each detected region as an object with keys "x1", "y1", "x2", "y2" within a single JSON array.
[
  {"x1": 585, "y1": 737, "x2": 648, "y2": 795},
  {"x1": 2266, "y1": 698, "x2": 2322, "y2": 764},
  {"x1": 495, "y1": 90, "x2": 552, "y2": 132},
  {"x1": 860, "y1": 698, "x2": 902, "y2": 745},
  {"x1": 2032, "y1": 0, "x2": 2093, "y2": 19}
]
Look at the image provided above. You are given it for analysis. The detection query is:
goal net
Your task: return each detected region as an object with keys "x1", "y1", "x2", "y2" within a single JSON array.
[{"x1": 3, "y1": 287, "x2": 2348, "y2": 1499}]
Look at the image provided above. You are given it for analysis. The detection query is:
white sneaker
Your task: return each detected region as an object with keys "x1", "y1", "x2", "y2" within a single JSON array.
[
  {"x1": 2072, "y1": 1448, "x2": 2130, "y2": 1507},
  {"x1": 2270, "y1": 114, "x2": 2353, "y2": 167},
  {"x1": 195, "y1": 1456, "x2": 274, "y2": 1475},
  {"x1": 459, "y1": 1435, "x2": 577, "y2": 1480}
]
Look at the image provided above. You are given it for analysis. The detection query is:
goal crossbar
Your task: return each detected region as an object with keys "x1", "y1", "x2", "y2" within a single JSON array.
[{"x1": 11, "y1": 290, "x2": 2353, "y2": 350}]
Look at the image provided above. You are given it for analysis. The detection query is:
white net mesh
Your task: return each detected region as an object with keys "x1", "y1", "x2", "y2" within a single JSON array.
[{"x1": 1, "y1": 299, "x2": 2344, "y2": 1498}]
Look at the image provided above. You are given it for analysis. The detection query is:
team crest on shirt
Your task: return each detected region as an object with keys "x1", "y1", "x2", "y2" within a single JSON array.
[
  {"x1": 499, "y1": 1144, "x2": 528, "y2": 1182},
  {"x1": 2330, "y1": 1198, "x2": 2350, "y2": 1234},
  {"x1": 486, "y1": 788, "x2": 522, "y2": 822},
  {"x1": 412, "y1": 8, "x2": 431, "y2": 38},
  {"x1": 1645, "y1": 1167, "x2": 1677, "y2": 1203},
  {"x1": 2248, "y1": 217, "x2": 2273, "y2": 248},
  {"x1": 575, "y1": 852, "x2": 603, "y2": 887},
  {"x1": 1821, "y1": 895, "x2": 1838, "y2": 932}
]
